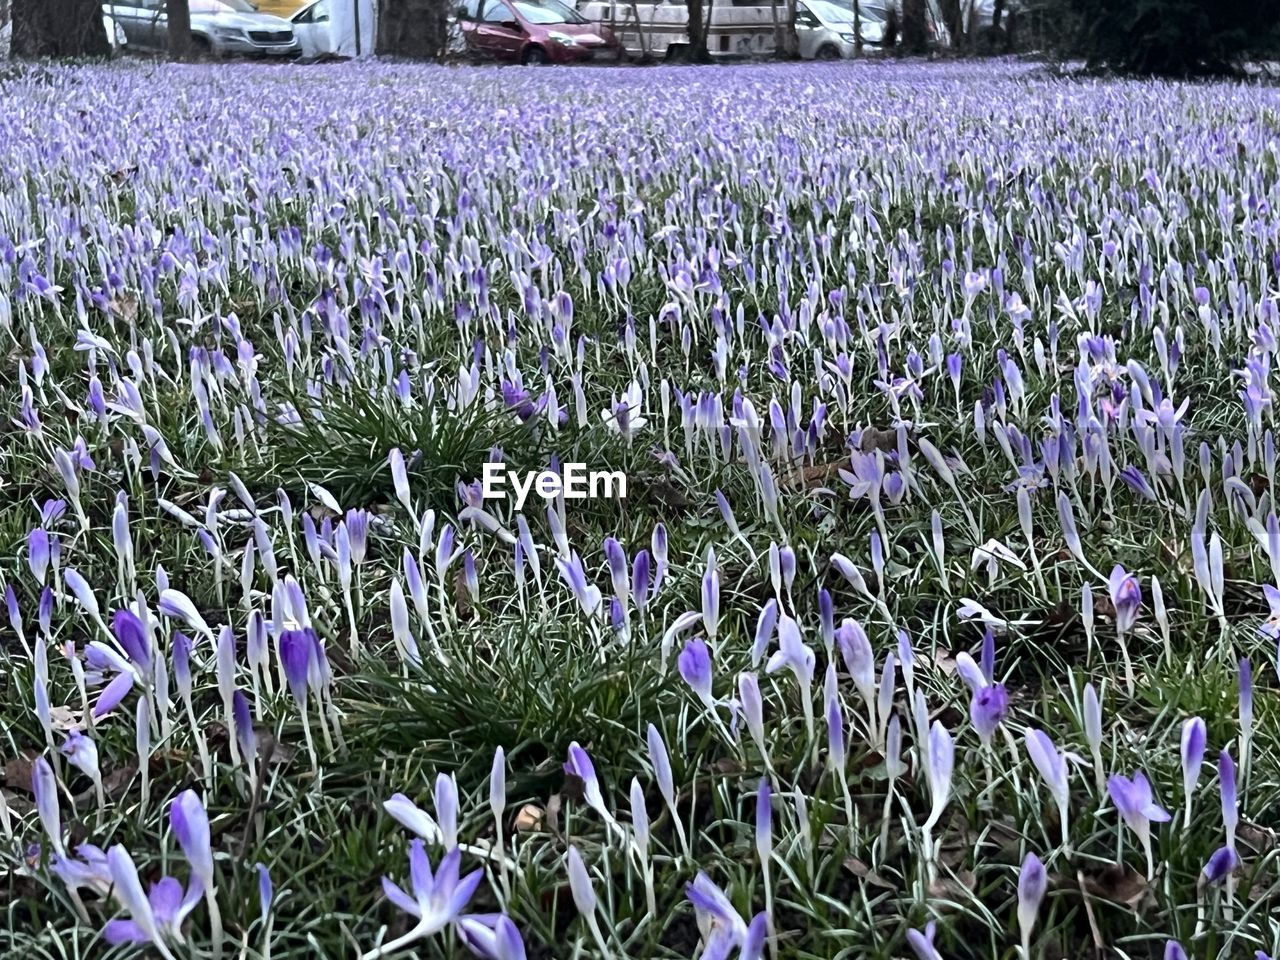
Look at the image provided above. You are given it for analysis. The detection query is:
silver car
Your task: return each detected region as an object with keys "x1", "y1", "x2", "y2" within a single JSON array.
[
  {"x1": 107, "y1": 0, "x2": 301, "y2": 57},
  {"x1": 796, "y1": 0, "x2": 887, "y2": 58}
]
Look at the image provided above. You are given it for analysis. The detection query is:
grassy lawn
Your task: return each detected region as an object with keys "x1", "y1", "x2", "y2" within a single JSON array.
[{"x1": 0, "y1": 57, "x2": 1278, "y2": 960}]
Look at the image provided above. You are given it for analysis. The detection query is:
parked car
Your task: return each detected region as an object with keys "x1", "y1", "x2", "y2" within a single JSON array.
[
  {"x1": 291, "y1": 0, "x2": 331, "y2": 56},
  {"x1": 105, "y1": 0, "x2": 301, "y2": 57},
  {"x1": 104, "y1": 12, "x2": 131, "y2": 49},
  {"x1": 456, "y1": 0, "x2": 621, "y2": 64},
  {"x1": 578, "y1": 0, "x2": 777, "y2": 61},
  {"x1": 795, "y1": 0, "x2": 886, "y2": 57}
]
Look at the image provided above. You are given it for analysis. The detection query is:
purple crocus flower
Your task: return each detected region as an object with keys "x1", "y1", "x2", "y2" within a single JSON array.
[
  {"x1": 365, "y1": 842, "x2": 483, "y2": 959},
  {"x1": 564, "y1": 741, "x2": 617, "y2": 832},
  {"x1": 1025, "y1": 729, "x2": 1075, "y2": 847},
  {"x1": 1017, "y1": 852, "x2": 1047, "y2": 956},
  {"x1": 1202, "y1": 844, "x2": 1240, "y2": 885},
  {"x1": 907, "y1": 921, "x2": 943, "y2": 960},
  {"x1": 1220, "y1": 749, "x2": 1238, "y2": 850},
  {"x1": 457, "y1": 914, "x2": 527, "y2": 960},
  {"x1": 32, "y1": 755, "x2": 63, "y2": 857},
  {"x1": 1107, "y1": 565, "x2": 1142, "y2": 633},
  {"x1": 1108, "y1": 770, "x2": 1170, "y2": 878},
  {"x1": 686, "y1": 872, "x2": 749, "y2": 958},
  {"x1": 678, "y1": 636, "x2": 715, "y2": 711},
  {"x1": 104, "y1": 845, "x2": 190, "y2": 960},
  {"x1": 279, "y1": 628, "x2": 315, "y2": 703},
  {"x1": 233, "y1": 690, "x2": 256, "y2": 765},
  {"x1": 104, "y1": 873, "x2": 203, "y2": 952}
]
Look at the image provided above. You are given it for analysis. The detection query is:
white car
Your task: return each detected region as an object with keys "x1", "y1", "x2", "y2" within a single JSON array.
[
  {"x1": 795, "y1": 0, "x2": 886, "y2": 58},
  {"x1": 291, "y1": 0, "x2": 332, "y2": 57}
]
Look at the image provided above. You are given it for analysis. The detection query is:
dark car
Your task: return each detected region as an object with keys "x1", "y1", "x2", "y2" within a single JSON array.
[{"x1": 456, "y1": 0, "x2": 622, "y2": 64}]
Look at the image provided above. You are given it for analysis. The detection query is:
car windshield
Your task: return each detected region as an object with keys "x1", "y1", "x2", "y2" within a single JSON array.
[
  {"x1": 186, "y1": 0, "x2": 238, "y2": 12},
  {"x1": 809, "y1": 0, "x2": 886, "y2": 23},
  {"x1": 512, "y1": 0, "x2": 585, "y2": 24}
]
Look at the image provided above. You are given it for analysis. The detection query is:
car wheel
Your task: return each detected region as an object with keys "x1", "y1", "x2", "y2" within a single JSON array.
[
  {"x1": 192, "y1": 35, "x2": 213, "y2": 58},
  {"x1": 521, "y1": 45, "x2": 549, "y2": 64},
  {"x1": 817, "y1": 43, "x2": 840, "y2": 59}
]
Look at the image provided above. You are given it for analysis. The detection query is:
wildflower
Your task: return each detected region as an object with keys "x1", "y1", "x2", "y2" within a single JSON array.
[
  {"x1": 687, "y1": 872, "x2": 749, "y2": 959},
  {"x1": 1107, "y1": 565, "x2": 1142, "y2": 633},
  {"x1": 678, "y1": 637, "x2": 715, "y2": 712},
  {"x1": 170, "y1": 789, "x2": 223, "y2": 951},
  {"x1": 565, "y1": 846, "x2": 611, "y2": 958},
  {"x1": 457, "y1": 914, "x2": 527, "y2": 960},
  {"x1": 1202, "y1": 845, "x2": 1240, "y2": 885},
  {"x1": 362, "y1": 842, "x2": 483, "y2": 959},
  {"x1": 1108, "y1": 770, "x2": 1170, "y2": 879},
  {"x1": 565, "y1": 742, "x2": 619, "y2": 836},
  {"x1": 105, "y1": 845, "x2": 185, "y2": 960},
  {"x1": 907, "y1": 921, "x2": 944, "y2": 960},
  {"x1": 921, "y1": 720, "x2": 954, "y2": 882},
  {"x1": 1025, "y1": 729, "x2": 1075, "y2": 848},
  {"x1": 1180, "y1": 717, "x2": 1206, "y2": 829},
  {"x1": 1016, "y1": 852, "x2": 1047, "y2": 958}
]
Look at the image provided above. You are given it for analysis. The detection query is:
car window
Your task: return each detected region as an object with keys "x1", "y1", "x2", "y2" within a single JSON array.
[
  {"x1": 512, "y1": 0, "x2": 584, "y2": 23},
  {"x1": 295, "y1": 0, "x2": 328, "y2": 21},
  {"x1": 188, "y1": 0, "x2": 237, "y2": 12},
  {"x1": 480, "y1": 0, "x2": 512, "y2": 22},
  {"x1": 461, "y1": 0, "x2": 482, "y2": 19}
]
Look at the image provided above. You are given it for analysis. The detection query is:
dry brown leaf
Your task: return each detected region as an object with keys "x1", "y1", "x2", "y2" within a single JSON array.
[
  {"x1": 2, "y1": 755, "x2": 36, "y2": 794},
  {"x1": 1082, "y1": 863, "x2": 1154, "y2": 912},
  {"x1": 843, "y1": 856, "x2": 897, "y2": 890}
]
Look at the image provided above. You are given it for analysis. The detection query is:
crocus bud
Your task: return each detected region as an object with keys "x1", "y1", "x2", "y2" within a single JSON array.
[
  {"x1": 435, "y1": 773, "x2": 459, "y2": 849},
  {"x1": 755, "y1": 778, "x2": 772, "y2": 864},
  {"x1": 170, "y1": 789, "x2": 214, "y2": 887},
  {"x1": 739, "y1": 672, "x2": 766, "y2": 759},
  {"x1": 566, "y1": 845, "x2": 596, "y2": 916},
  {"x1": 1180, "y1": 717, "x2": 1206, "y2": 827},
  {"x1": 256, "y1": 863, "x2": 273, "y2": 919},
  {"x1": 923, "y1": 721, "x2": 954, "y2": 831},
  {"x1": 490, "y1": 747, "x2": 506, "y2": 819},
  {"x1": 629, "y1": 777, "x2": 649, "y2": 853},
  {"x1": 700, "y1": 549, "x2": 720, "y2": 641},
  {"x1": 751, "y1": 599, "x2": 778, "y2": 668},
  {"x1": 32, "y1": 755, "x2": 63, "y2": 856},
  {"x1": 232, "y1": 690, "x2": 256, "y2": 764},
  {"x1": 1016, "y1": 852, "x2": 1047, "y2": 955},
  {"x1": 1220, "y1": 750, "x2": 1238, "y2": 849},
  {"x1": 647, "y1": 724, "x2": 675, "y2": 809},
  {"x1": 279, "y1": 628, "x2": 314, "y2": 704},
  {"x1": 678, "y1": 637, "x2": 715, "y2": 710}
]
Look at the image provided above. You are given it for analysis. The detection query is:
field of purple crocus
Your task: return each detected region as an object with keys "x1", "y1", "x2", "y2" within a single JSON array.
[{"x1": 1, "y1": 57, "x2": 1279, "y2": 960}]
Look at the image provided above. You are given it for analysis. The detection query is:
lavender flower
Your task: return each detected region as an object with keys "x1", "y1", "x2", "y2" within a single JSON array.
[
  {"x1": 1108, "y1": 770, "x2": 1170, "y2": 879},
  {"x1": 362, "y1": 842, "x2": 483, "y2": 959}
]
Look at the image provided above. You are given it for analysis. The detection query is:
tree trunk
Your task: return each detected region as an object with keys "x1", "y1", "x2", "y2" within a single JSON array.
[
  {"x1": 377, "y1": 0, "x2": 447, "y2": 58},
  {"x1": 169, "y1": 0, "x2": 193, "y2": 59},
  {"x1": 10, "y1": 0, "x2": 110, "y2": 57},
  {"x1": 900, "y1": 0, "x2": 928, "y2": 52},
  {"x1": 684, "y1": 0, "x2": 705, "y2": 60},
  {"x1": 941, "y1": 0, "x2": 963, "y2": 48},
  {"x1": 853, "y1": 0, "x2": 861, "y2": 54}
]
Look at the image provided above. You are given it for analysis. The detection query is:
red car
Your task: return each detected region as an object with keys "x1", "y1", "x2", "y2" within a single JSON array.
[{"x1": 457, "y1": 0, "x2": 622, "y2": 64}]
